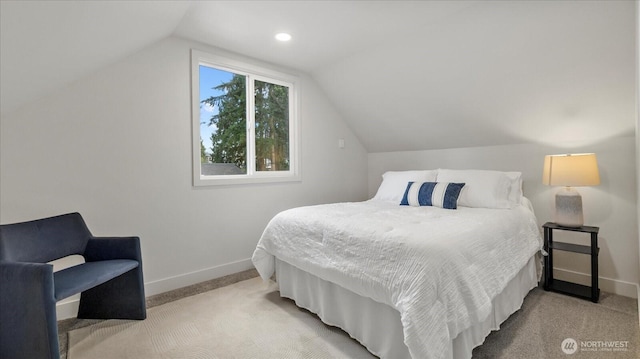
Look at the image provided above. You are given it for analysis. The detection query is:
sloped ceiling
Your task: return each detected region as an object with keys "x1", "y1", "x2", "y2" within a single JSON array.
[
  {"x1": 0, "y1": 1, "x2": 192, "y2": 116},
  {"x1": 1, "y1": 1, "x2": 635, "y2": 152}
]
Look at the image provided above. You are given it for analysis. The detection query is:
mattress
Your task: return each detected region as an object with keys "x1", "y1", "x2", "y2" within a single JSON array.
[{"x1": 252, "y1": 199, "x2": 542, "y2": 358}]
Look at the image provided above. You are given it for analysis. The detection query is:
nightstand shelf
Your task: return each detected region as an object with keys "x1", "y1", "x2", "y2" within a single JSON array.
[
  {"x1": 549, "y1": 241, "x2": 593, "y2": 255},
  {"x1": 543, "y1": 222, "x2": 600, "y2": 303},
  {"x1": 547, "y1": 279, "x2": 594, "y2": 300}
]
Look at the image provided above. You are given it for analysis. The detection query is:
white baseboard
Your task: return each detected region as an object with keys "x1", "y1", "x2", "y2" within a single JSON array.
[
  {"x1": 554, "y1": 267, "x2": 638, "y2": 299},
  {"x1": 143, "y1": 258, "x2": 254, "y2": 296},
  {"x1": 56, "y1": 258, "x2": 254, "y2": 320},
  {"x1": 637, "y1": 285, "x2": 640, "y2": 325},
  {"x1": 56, "y1": 296, "x2": 81, "y2": 321}
]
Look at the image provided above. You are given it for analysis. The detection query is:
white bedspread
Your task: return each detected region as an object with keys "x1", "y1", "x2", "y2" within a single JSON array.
[{"x1": 252, "y1": 199, "x2": 542, "y2": 359}]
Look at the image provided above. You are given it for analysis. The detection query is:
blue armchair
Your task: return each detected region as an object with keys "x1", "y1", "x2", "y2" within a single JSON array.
[{"x1": 0, "y1": 212, "x2": 146, "y2": 359}]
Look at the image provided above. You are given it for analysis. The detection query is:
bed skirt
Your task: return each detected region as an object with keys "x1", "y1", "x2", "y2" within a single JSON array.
[{"x1": 275, "y1": 255, "x2": 538, "y2": 359}]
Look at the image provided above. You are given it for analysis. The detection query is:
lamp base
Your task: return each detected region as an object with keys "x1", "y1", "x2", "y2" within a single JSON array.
[{"x1": 555, "y1": 187, "x2": 583, "y2": 227}]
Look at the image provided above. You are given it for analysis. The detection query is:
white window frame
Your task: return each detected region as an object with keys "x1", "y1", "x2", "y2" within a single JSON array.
[{"x1": 191, "y1": 50, "x2": 300, "y2": 186}]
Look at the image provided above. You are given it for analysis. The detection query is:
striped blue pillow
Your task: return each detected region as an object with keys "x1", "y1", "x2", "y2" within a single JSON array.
[{"x1": 400, "y1": 182, "x2": 466, "y2": 209}]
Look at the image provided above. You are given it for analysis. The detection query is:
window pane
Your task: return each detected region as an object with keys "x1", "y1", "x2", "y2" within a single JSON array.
[
  {"x1": 254, "y1": 80, "x2": 290, "y2": 172},
  {"x1": 200, "y1": 66, "x2": 247, "y2": 175}
]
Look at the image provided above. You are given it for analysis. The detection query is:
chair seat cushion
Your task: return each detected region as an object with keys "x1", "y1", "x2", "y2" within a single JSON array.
[{"x1": 53, "y1": 259, "x2": 139, "y2": 301}]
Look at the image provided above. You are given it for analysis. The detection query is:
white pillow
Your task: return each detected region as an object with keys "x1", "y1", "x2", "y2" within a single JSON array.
[
  {"x1": 436, "y1": 169, "x2": 512, "y2": 209},
  {"x1": 505, "y1": 171, "x2": 523, "y2": 206},
  {"x1": 373, "y1": 170, "x2": 438, "y2": 202}
]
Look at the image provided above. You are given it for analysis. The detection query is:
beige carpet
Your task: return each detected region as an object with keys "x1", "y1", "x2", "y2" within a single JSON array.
[
  {"x1": 68, "y1": 277, "x2": 375, "y2": 359},
  {"x1": 68, "y1": 277, "x2": 639, "y2": 359}
]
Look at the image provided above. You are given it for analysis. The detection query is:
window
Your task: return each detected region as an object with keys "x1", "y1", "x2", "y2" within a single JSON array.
[{"x1": 191, "y1": 50, "x2": 300, "y2": 186}]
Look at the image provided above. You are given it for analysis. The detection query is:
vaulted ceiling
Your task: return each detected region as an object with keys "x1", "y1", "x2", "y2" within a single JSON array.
[{"x1": 1, "y1": 1, "x2": 635, "y2": 152}]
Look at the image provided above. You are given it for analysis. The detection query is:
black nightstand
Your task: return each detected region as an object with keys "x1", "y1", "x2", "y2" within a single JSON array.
[{"x1": 543, "y1": 222, "x2": 600, "y2": 303}]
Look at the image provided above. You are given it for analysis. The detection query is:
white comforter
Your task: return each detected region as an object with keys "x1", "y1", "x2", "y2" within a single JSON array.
[{"x1": 252, "y1": 199, "x2": 542, "y2": 359}]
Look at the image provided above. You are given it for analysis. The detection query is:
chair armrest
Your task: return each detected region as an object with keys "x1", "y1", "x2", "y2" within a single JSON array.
[
  {"x1": 0, "y1": 261, "x2": 55, "y2": 299},
  {"x1": 0, "y1": 261, "x2": 58, "y2": 359},
  {"x1": 84, "y1": 236, "x2": 142, "y2": 262}
]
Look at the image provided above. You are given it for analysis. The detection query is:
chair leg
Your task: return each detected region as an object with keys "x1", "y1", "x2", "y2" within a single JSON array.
[{"x1": 77, "y1": 267, "x2": 146, "y2": 320}]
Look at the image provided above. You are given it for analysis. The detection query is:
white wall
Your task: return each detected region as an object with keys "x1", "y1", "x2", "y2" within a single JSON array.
[
  {"x1": 635, "y1": 0, "x2": 640, "y2": 315},
  {"x1": 0, "y1": 36, "x2": 369, "y2": 318},
  {"x1": 369, "y1": 137, "x2": 639, "y2": 298}
]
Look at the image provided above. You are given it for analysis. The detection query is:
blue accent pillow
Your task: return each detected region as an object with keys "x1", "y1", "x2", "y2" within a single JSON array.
[{"x1": 400, "y1": 182, "x2": 466, "y2": 209}]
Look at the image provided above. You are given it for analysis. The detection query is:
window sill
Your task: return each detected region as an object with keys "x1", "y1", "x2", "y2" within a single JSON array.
[{"x1": 193, "y1": 174, "x2": 301, "y2": 187}]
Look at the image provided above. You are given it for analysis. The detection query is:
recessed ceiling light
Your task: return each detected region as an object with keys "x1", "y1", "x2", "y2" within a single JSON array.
[{"x1": 275, "y1": 33, "x2": 292, "y2": 42}]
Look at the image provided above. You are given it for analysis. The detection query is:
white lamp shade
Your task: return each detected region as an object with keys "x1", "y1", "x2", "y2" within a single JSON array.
[
  {"x1": 542, "y1": 153, "x2": 600, "y2": 187},
  {"x1": 542, "y1": 153, "x2": 600, "y2": 227}
]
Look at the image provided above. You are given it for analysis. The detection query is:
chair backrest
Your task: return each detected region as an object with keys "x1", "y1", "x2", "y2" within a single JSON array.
[{"x1": 0, "y1": 212, "x2": 91, "y2": 263}]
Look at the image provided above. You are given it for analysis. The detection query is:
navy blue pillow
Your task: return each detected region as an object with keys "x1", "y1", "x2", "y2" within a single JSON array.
[{"x1": 400, "y1": 182, "x2": 465, "y2": 209}]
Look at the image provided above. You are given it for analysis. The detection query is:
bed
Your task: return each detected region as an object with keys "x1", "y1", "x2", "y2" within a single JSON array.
[{"x1": 252, "y1": 169, "x2": 543, "y2": 359}]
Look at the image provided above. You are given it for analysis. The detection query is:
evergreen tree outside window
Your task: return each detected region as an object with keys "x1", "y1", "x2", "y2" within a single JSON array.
[
  {"x1": 191, "y1": 50, "x2": 299, "y2": 186},
  {"x1": 254, "y1": 80, "x2": 289, "y2": 172}
]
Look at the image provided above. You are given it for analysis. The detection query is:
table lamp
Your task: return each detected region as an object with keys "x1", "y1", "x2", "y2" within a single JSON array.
[{"x1": 542, "y1": 153, "x2": 600, "y2": 227}]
